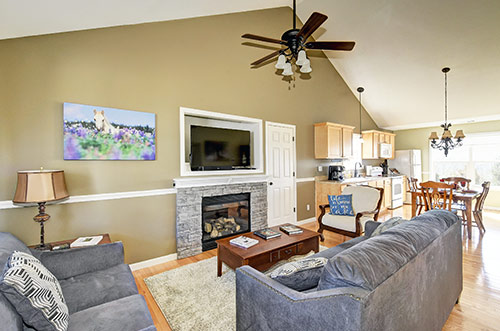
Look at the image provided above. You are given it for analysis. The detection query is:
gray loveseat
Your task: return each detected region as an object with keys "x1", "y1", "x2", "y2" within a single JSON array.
[
  {"x1": 236, "y1": 210, "x2": 462, "y2": 331},
  {"x1": 0, "y1": 232, "x2": 156, "y2": 331}
]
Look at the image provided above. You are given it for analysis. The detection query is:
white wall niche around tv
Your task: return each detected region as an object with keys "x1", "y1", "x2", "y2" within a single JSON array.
[{"x1": 179, "y1": 107, "x2": 264, "y2": 177}]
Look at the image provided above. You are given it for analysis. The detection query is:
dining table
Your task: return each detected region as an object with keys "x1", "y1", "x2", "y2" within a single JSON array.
[{"x1": 411, "y1": 190, "x2": 481, "y2": 239}]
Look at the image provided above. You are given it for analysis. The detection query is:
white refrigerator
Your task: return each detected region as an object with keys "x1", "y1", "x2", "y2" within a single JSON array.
[{"x1": 389, "y1": 150, "x2": 422, "y2": 201}]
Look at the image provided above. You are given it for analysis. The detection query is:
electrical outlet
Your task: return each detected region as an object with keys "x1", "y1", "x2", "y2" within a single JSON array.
[
  {"x1": 306, "y1": 204, "x2": 310, "y2": 211},
  {"x1": 318, "y1": 166, "x2": 323, "y2": 172}
]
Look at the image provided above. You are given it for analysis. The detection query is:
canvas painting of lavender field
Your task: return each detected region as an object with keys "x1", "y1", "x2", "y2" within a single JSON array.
[{"x1": 63, "y1": 103, "x2": 156, "y2": 160}]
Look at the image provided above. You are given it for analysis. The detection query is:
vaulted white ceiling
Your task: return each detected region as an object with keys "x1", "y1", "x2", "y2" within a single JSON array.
[{"x1": 2, "y1": 0, "x2": 499, "y2": 130}]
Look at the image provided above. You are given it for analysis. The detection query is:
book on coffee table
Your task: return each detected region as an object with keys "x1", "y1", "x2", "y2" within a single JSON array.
[
  {"x1": 229, "y1": 236, "x2": 259, "y2": 249},
  {"x1": 279, "y1": 224, "x2": 303, "y2": 235},
  {"x1": 254, "y1": 228, "x2": 282, "y2": 240}
]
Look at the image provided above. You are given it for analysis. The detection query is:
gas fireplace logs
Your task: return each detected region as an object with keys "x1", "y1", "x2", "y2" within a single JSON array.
[{"x1": 204, "y1": 217, "x2": 241, "y2": 238}]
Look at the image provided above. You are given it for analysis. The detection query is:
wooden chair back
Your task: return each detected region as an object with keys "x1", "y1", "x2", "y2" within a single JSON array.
[
  {"x1": 475, "y1": 181, "x2": 491, "y2": 213},
  {"x1": 408, "y1": 177, "x2": 420, "y2": 192},
  {"x1": 441, "y1": 177, "x2": 471, "y2": 190},
  {"x1": 420, "y1": 181, "x2": 454, "y2": 211}
]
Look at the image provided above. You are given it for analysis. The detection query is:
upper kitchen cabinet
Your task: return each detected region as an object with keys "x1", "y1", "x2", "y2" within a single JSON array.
[
  {"x1": 314, "y1": 122, "x2": 355, "y2": 159},
  {"x1": 362, "y1": 130, "x2": 396, "y2": 159}
]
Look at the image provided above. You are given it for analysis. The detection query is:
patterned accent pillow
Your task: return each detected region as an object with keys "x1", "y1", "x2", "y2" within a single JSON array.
[
  {"x1": 328, "y1": 194, "x2": 355, "y2": 216},
  {"x1": 0, "y1": 251, "x2": 69, "y2": 331},
  {"x1": 268, "y1": 257, "x2": 328, "y2": 291},
  {"x1": 370, "y1": 216, "x2": 407, "y2": 237}
]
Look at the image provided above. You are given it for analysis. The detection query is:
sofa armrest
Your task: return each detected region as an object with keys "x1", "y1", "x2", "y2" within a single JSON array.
[
  {"x1": 364, "y1": 220, "x2": 381, "y2": 237},
  {"x1": 32, "y1": 242, "x2": 124, "y2": 280},
  {"x1": 236, "y1": 266, "x2": 369, "y2": 331}
]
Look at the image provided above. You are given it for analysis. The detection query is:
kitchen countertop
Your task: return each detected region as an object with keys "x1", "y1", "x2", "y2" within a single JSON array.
[{"x1": 319, "y1": 174, "x2": 404, "y2": 185}]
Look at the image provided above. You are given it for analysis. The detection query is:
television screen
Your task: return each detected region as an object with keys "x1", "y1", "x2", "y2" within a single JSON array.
[{"x1": 190, "y1": 125, "x2": 251, "y2": 170}]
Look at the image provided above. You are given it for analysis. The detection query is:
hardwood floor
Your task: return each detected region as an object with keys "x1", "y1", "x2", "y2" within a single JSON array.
[{"x1": 133, "y1": 205, "x2": 500, "y2": 330}]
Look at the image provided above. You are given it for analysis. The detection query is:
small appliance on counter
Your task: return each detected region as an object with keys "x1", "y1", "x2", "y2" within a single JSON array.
[
  {"x1": 367, "y1": 166, "x2": 383, "y2": 177},
  {"x1": 328, "y1": 165, "x2": 345, "y2": 181},
  {"x1": 380, "y1": 159, "x2": 389, "y2": 176}
]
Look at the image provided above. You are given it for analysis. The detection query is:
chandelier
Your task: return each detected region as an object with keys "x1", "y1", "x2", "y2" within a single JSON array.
[{"x1": 429, "y1": 67, "x2": 465, "y2": 157}]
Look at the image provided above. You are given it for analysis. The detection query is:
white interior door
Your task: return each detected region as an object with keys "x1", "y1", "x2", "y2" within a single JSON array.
[{"x1": 266, "y1": 122, "x2": 296, "y2": 227}]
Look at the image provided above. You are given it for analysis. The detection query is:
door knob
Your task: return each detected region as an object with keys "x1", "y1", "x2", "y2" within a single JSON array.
[{"x1": 269, "y1": 182, "x2": 273, "y2": 185}]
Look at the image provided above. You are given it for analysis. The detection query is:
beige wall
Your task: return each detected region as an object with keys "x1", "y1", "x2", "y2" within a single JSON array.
[
  {"x1": 395, "y1": 120, "x2": 500, "y2": 208},
  {"x1": 0, "y1": 7, "x2": 378, "y2": 263}
]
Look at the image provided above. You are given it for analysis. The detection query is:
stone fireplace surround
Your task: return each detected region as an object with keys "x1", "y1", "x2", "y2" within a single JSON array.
[{"x1": 174, "y1": 176, "x2": 268, "y2": 259}]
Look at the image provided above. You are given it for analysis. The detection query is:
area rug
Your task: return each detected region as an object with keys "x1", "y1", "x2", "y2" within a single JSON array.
[{"x1": 144, "y1": 247, "x2": 327, "y2": 331}]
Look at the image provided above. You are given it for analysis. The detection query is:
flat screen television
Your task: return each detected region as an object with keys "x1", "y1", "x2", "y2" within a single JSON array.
[{"x1": 190, "y1": 125, "x2": 252, "y2": 170}]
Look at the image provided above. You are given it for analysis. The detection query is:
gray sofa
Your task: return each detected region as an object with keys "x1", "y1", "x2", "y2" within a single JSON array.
[
  {"x1": 0, "y1": 232, "x2": 156, "y2": 331},
  {"x1": 236, "y1": 210, "x2": 462, "y2": 331}
]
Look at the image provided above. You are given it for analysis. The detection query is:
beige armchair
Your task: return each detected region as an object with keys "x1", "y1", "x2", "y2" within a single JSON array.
[{"x1": 318, "y1": 185, "x2": 384, "y2": 240}]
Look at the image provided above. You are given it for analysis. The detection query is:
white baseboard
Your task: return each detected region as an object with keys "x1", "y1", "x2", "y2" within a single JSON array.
[
  {"x1": 129, "y1": 252, "x2": 178, "y2": 271},
  {"x1": 297, "y1": 217, "x2": 316, "y2": 225}
]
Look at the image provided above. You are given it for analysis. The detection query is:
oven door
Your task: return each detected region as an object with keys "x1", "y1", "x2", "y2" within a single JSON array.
[{"x1": 391, "y1": 177, "x2": 404, "y2": 208}]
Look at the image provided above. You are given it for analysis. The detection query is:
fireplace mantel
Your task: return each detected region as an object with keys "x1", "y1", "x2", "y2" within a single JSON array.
[{"x1": 173, "y1": 175, "x2": 269, "y2": 189}]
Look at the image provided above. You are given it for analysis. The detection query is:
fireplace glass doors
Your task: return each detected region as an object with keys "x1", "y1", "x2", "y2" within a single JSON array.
[{"x1": 201, "y1": 193, "x2": 250, "y2": 251}]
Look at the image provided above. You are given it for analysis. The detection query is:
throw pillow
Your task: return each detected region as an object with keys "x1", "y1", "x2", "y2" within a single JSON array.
[
  {"x1": 0, "y1": 251, "x2": 69, "y2": 331},
  {"x1": 370, "y1": 216, "x2": 407, "y2": 237},
  {"x1": 328, "y1": 194, "x2": 355, "y2": 216},
  {"x1": 267, "y1": 257, "x2": 328, "y2": 291}
]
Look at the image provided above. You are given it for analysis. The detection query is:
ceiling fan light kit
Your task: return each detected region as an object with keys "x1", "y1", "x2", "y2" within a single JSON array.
[
  {"x1": 242, "y1": 0, "x2": 355, "y2": 78},
  {"x1": 429, "y1": 67, "x2": 465, "y2": 157}
]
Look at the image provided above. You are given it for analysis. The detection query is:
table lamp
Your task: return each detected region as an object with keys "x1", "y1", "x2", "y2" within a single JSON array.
[{"x1": 13, "y1": 169, "x2": 69, "y2": 250}]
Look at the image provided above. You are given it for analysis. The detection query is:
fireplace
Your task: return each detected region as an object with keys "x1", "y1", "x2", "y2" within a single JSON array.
[{"x1": 201, "y1": 193, "x2": 250, "y2": 251}]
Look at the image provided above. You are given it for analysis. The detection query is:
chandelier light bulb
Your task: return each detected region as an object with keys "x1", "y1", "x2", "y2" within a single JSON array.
[
  {"x1": 296, "y1": 50, "x2": 307, "y2": 66},
  {"x1": 299, "y1": 59, "x2": 312, "y2": 73},
  {"x1": 282, "y1": 62, "x2": 293, "y2": 76},
  {"x1": 275, "y1": 54, "x2": 286, "y2": 70}
]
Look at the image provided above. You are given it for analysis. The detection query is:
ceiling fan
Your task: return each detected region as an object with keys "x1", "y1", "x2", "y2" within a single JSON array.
[{"x1": 242, "y1": 0, "x2": 355, "y2": 76}]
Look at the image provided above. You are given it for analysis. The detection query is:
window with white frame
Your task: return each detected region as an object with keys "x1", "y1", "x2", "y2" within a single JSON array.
[{"x1": 429, "y1": 131, "x2": 500, "y2": 188}]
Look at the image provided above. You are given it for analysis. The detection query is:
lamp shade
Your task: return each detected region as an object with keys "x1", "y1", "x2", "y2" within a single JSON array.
[
  {"x1": 275, "y1": 54, "x2": 286, "y2": 70},
  {"x1": 296, "y1": 50, "x2": 307, "y2": 66},
  {"x1": 13, "y1": 170, "x2": 69, "y2": 204},
  {"x1": 442, "y1": 130, "x2": 452, "y2": 139},
  {"x1": 299, "y1": 59, "x2": 312, "y2": 73},
  {"x1": 282, "y1": 62, "x2": 293, "y2": 76},
  {"x1": 454, "y1": 130, "x2": 465, "y2": 139},
  {"x1": 429, "y1": 132, "x2": 439, "y2": 140}
]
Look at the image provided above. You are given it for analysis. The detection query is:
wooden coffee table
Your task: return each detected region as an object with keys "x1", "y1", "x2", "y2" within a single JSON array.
[{"x1": 216, "y1": 225, "x2": 320, "y2": 276}]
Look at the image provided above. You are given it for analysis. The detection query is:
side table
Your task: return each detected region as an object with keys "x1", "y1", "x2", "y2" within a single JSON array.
[{"x1": 28, "y1": 234, "x2": 111, "y2": 250}]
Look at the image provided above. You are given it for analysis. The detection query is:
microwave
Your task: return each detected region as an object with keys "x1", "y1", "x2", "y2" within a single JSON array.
[{"x1": 380, "y1": 143, "x2": 392, "y2": 158}]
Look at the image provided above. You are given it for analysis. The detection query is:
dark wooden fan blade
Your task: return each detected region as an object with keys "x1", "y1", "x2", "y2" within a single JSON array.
[
  {"x1": 242, "y1": 34, "x2": 285, "y2": 44},
  {"x1": 305, "y1": 41, "x2": 355, "y2": 51},
  {"x1": 297, "y1": 12, "x2": 328, "y2": 41},
  {"x1": 251, "y1": 50, "x2": 281, "y2": 66}
]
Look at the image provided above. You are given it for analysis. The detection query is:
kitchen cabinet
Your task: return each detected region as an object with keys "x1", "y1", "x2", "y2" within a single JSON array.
[
  {"x1": 362, "y1": 130, "x2": 396, "y2": 159},
  {"x1": 314, "y1": 122, "x2": 355, "y2": 159}
]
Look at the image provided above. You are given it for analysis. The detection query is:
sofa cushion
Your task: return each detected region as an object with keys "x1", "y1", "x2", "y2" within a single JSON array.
[
  {"x1": 328, "y1": 194, "x2": 355, "y2": 216},
  {"x1": 318, "y1": 234, "x2": 417, "y2": 291},
  {"x1": 268, "y1": 257, "x2": 328, "y2": 291},
  {"x1": 60, "y1": 263, "x2": 138, "y2": 314},
  {"x1": 370, "y1": 216, "x2": 407, "y2": 237},
  {"x1": 0, "y1": 251, "x2": 69, "y2": 331},
  {"x1": 68, "y1": 294, "x2": 155, "y2": 331},
  {"x1": 0, "y1": 233, "x2": 31, "y2": 267},
  {"x1": 321, "y1": 214, "x2": 373, "y2": 233}
]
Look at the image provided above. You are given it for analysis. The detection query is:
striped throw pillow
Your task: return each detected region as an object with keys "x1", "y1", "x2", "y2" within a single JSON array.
[{"x1": 0, "y1": 251, "x2": 69, "y2": 331}]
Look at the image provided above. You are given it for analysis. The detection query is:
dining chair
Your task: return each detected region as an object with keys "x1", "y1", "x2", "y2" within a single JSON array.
[
  {"x1": 441, "y1": 177, "x2": 471, "y2": 190},
  {"x1": 408, "y1": 177, "x2": 425, "y2": 215},
  {"x1": 420, "y1": 181, "x2": 454, "y2": 211},
  {"x1": 473, "y1": 181, "x2": 491, "y2": 232}
]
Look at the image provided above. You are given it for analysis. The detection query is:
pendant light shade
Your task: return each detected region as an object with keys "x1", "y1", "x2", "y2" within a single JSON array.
[
  {"x1": 275, "y1": 54, "x2": 286, "y2": 70},
  {"x1": 299, "y1": 59, "x2": 312, "y2": 73},
  {"x1": 296, "y1": 50, "x2": 307, "y2": 66},
  {"x1": 282, "y1": 62, "x2": 293, "y2": 76}
]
